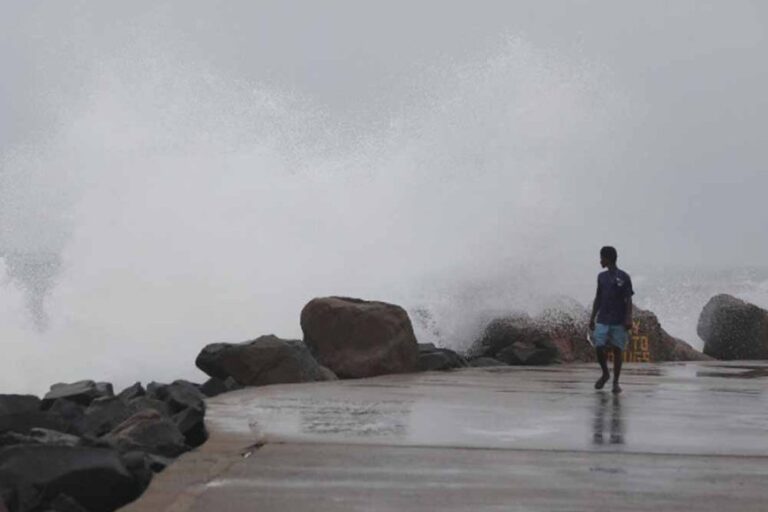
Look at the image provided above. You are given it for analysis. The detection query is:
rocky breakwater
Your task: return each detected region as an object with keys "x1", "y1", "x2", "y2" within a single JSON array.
[
  {"x1": 467, "y1": 300, "x2": 709, "y2": 365},
  {"x1": 0, "y1": 380, "x2": 208, "y2": 512},
  {"x1": 194, "y1": 297, "x2": 468, "y2": 388},
  {"x1": 698, "y1": 294, "x2": 768, "y2": 360}
]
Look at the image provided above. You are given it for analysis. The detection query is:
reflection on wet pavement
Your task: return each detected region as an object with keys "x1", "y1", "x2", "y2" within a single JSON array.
[
  {"x1": 592, "y1": 393, "x2": 625, "y2": 445},
  {"x1": 207, "y1": 360, "x2": 768, "y2": 457},
  {"x1": 299, "y1": 400, "x2": 411, "y2": 437}
]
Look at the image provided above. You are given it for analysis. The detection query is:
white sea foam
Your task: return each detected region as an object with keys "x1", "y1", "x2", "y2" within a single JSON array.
[{"x1": 1, "y1": 26, "x2": 765, "y2": 393}]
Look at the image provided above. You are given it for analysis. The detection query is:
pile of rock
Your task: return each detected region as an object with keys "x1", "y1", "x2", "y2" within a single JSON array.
[
  {"x1": 698, "y1": 294, "x2": 768, "y2": 360},
  {"x1": 193, "y1": 297, "x2": 469, "y2": 388},
  {"x1": 466, "y1": 302, "x2": 709, "y2": 365},
  {"x1": 0, "y1": 379, "x2": 208, "y2": 512}
]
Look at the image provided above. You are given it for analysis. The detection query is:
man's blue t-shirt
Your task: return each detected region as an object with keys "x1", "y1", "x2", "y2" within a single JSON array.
[{"x1": 596, "y1": 268, "x2": 634, "y2": 325}]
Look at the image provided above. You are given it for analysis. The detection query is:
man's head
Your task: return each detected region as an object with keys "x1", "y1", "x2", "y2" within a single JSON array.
[{"x1": 600, "y1": 246, "x2": 618, "y2": 268}]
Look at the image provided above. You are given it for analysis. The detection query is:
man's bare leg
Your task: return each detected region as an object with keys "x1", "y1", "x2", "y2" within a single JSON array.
[
  {"x1": 612, "y1": 346, "x2": 623, "y2": 394},
  {"x1": 595, "y1": 347, "x2": 610, "y2": 389}
]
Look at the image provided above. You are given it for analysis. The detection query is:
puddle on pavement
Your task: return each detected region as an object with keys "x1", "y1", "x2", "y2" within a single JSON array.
[{"x1": 696, "y1": 368, "x2": 768, "y2": 379}]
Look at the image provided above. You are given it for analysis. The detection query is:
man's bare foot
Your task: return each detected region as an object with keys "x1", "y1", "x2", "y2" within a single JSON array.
[
  {"x1": 595, "y1": 373, "x2": 610, "y2": 390},
  {"x1": 612, "y1": 382, "x2": 622, "y2": 394}
]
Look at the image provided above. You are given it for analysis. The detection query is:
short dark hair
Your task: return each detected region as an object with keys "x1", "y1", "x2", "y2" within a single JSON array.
[{"x1": 600, "y1": 246, "x2": 618, "y2": 263}]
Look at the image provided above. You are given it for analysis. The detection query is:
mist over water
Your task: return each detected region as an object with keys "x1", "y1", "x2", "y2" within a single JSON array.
[{"x1": 2, "y1": 2, "x2": 767, "y2": 393}]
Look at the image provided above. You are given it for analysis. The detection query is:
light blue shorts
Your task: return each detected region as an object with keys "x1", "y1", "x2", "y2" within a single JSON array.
[{"x1": 593, "y1": 323, "x2": 629, "y2": 351}]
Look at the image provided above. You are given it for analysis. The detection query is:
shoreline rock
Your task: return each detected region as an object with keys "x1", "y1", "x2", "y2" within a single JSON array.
[
  {"x1": 195, "y1": 335, "x2": 336, "y2": 387},
  {"x1": 1, "y1": 377, "x2": 210, "y2": 512},
  {"x1": 467, "y1": 302, "x2": 709, "y2": 365},
  {"x1": 301, "y1": 297, "x2": 419, "y2": 378},
  {"x1": 698, "y1": 294, "x2": 768, "y2": 360}
]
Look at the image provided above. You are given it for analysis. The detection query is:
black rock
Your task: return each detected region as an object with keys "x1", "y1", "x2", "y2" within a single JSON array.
[
  {"x1": 149, "y1": 381, "x2": 205, "y2": 415},
  {"x1": 0, "y1": 396, "x2": 40, "y2": 416},
  {"x1": 42, "y1": 381, "x2": 113, "y2": 409},
  {"x1": 417, "y1": 346, "x2": 468, "y2": 371},
  {"x1": 46, "y1": 399, "x2": 85, "y2": 421},
  {"x1": 80, "y1": 397, "x2": 133, "y2": 437},
  {"x1": 127, "y1": 396, "x2": 171, "y2": 418},
  {"x1": 145, "y1": 454, "x2": 174, "y2": 473},
  {"x1": 172, "y1": 407, "x2": 207, "y2": 447},
  {"x1": 200, "y1": 377, "x2": 242, "y2": 398},
  {"x1": 196, "y1": 335, "x2": 335, "y2": 386},
  {"x1": 698, "y1": 294, "x2": 768, "y2": 360},
  {"x1": 116, "y1": 383, "x2": 145, "y2": 402},
  {"x1": 468, "y1": 357, "x2": 507, "y2": 367},
  {"x1": 0, "y1": 444, "x2": 145, "y2": 512},
  {"x1": 119, "y1": 451, "x2": 153, "y2": 490},
  {"x1": 0, "y1": 411, "x2": 73, "y2": 437},
  {"x1": 42, "y1": 493, "x2": 90, "y2": 512}
]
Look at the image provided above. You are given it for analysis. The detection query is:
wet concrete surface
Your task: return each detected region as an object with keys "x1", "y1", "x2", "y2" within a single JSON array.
[{"x1": 122, "y1": 361, "x2": 768, "y2": 511}]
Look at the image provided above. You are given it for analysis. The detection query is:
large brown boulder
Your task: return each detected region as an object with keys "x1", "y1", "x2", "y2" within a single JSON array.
[
  {"x1": 630, "y1": 306, "x2": 710, "y2": 362},
  {"x1": 300, "y1": 297, "x2": 419, "y2": 378},
  {"x1": 698, "y1": 294, "x2": 768, "y2": 360},
  {"x1": 196, "y1": 335, "x2": 335, "y2": 387}
]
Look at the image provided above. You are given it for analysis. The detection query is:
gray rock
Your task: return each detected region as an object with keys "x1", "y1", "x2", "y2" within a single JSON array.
[
  {"x1": 317, "y1": 366, "x2": 339, "y2": 381},
  {"x1": 196, "y1": 334, "x2": 335, "y2": 386},
  {"x1": 46, "y1": 400, "x2": 86, "y2": 432},
  {"x1": 698, "y1": 294, "x2": 768, "y2": 360},
  {"x1": 42, "y1": 381, "x2": 113, "y2": 408},
  {"x1": 469, "y1": 315, "x2": 560, "y2": 366},
  {"x1": 300, "y1": 297, "x2": 419, "y2": 379},
  {"x1": 0, "y1": 395, "x2": 40, "y2": 416},
  {"x1": 199, "y1": 377, "x2": 242, "y2": 398},
  {"x1": 0, "y1": 428, "x2": 81, "y2": 448},
  {"x1": 496, "y1": 342, "x2": 558, "y2": 366},
  {"x1": 417, "y1": 345, "x2": 468, "y2": 371},
  {"x1": 0, "y1": 410, "x2": 73, "y2": 437},
  {"x1": 116, "y1": 382, "x2": 145, "y2": 402},
  {"x1": 0, "y1": 444, "x2": 145, "y2": 512},
  {"x1": 468, "y1": 357, "x2": 507, "y2": 367},
  {"x1": 172, "y1": 407, "x2": 207, "y2": 447},
  {"x1": 127, "y1": 396, "x2": 171, "y2": 417},
  {"x1": 103, "y1": 410, "x2": 187, "y2": 458}
]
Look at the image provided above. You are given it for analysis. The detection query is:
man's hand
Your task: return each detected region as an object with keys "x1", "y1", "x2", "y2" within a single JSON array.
[{"x1": 589, "y1": 319, "x2": 596, "y2": 332}]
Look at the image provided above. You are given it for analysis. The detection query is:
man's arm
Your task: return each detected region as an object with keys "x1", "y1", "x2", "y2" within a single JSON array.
[
  {"x1": 624, "y1": 274, "x2": 634, "y2": 331},
  {"x1": 589, "y1": 283, "x2": 600, "y2": 331}
]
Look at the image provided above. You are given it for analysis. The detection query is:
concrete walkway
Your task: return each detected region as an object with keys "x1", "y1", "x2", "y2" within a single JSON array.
[{"x1": 122, "y1": 362, "x2": 768, "y2": 511}]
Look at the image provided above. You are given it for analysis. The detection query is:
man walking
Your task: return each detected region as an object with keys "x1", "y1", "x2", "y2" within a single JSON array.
[{"x1": 589, "y1": 246, "x2": 634, "y2": 394}]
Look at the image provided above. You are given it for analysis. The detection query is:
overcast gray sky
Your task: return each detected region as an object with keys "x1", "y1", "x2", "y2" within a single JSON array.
[{"x1": 2, "y1": 1, "x2": 766, "y2": 265}]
